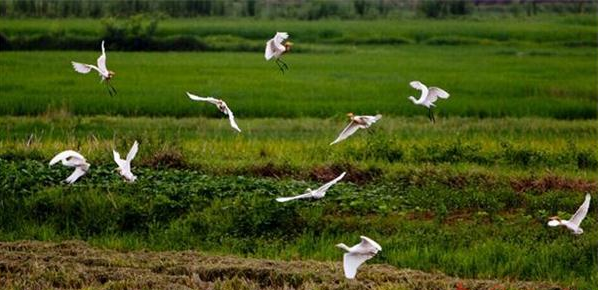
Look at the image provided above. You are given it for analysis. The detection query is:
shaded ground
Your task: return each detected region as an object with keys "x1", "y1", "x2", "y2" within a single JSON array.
[{"x1": 0, "y1": 240, "x2": 563, "y2": 290}]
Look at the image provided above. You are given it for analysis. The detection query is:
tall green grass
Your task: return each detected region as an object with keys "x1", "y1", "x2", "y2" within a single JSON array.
[{"x1": 0, "y1": 116, "x2": 596, "y2": 177}]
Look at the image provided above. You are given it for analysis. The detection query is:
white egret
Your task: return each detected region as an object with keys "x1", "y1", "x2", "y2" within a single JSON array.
[
  {"x1": 186, "y1": 92, "x2": 241, "y2": 132},
  {"x1": 265, "y1": 32, "x2": 293, "y2": 73},
  {"x1": 71, "y1": 40, "x2": 117, "y2": 96},
  {"x1": 113, "y1": 140, "x2": 139, "y2": 182},
  {"x1": 276, "y1": 172, "x2": 346, "y2": 202},
  {"x1": 548, "y1": 194, "x2": 591, "y2": 235},
  {"x1": 407, "y1": 81, "x2": 449, "y2": 123},
  {"x1": 49, "y1": 150, "x2": 90, "y2": 184},
  {"x1": 336, "y1": 236, "x2": 382, "y2": 279},
  {"x1": 330, "y1": 113, "x2": 382, "y2": 145}
]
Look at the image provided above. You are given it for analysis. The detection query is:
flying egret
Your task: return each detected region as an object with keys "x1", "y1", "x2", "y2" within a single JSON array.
[
  {"x1": 330, "y1": 113, "x2": 382, "y2": 145},
  {"x1": 113, "y1": 140, "x2": 139, "y2": 182},
  {"x1": 336, "y1": 236, "x2": 382, "y2": 279},
  {"x1": 265, "y1": 32, "x2": 293, "y2": 73},
  {"x1": 276, "y1": 172, "x2": 346, "y2": 202},
  {"x1": 49, "y1": 150, "x2": 90, "y2": 184},
  {"x1": 186, "y1": 92, "x2": 241, "y2": 132},
  {"x1": 71, "y1": 40, "x2": 117, "y2": 96},
  {"x1": 548, "y1": 194, "x2": 591, "y2": 235},
  {"x1": 407, "y1": 81, "x2": 449, "y2": 123}
]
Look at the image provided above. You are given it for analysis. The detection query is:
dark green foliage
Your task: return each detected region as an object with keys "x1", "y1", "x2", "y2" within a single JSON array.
[
  {"x1": 0, "y1": 0, "x2": 594, "y2": 18},
  {"x1": 0, "y1": 158, "x2": 595, "y2": 287}
]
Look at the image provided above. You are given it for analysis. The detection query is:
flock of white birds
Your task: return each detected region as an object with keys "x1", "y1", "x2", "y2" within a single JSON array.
[{"x1": 50, "y1": 32, "x2": 590, "y2": 279}]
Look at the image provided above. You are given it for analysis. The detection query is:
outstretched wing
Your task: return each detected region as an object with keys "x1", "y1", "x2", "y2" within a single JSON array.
[
  {"x1": 49, "y1": 150, "x2": 85, "y2": 166},
  {"x1": 97, "y1": 40, "x2": 108, "y2": 73},
  {"x1": 276, "y1": 192, "x2": 313, "y2": 203},
  {"x1": 265, "y1": 32, "x2": 288, "y2": 60},
  {"x1": 126, "y1": 141, "x2": 139, "y2": 162},
  {"x1": 314, "y1": 172, "x2": 346, "y2": 195},
  {"x1": 359, "y1": 236, "x2": 382, "y2": 252},
  {"x1": 264, "y1": 39, "x2": 276, "y2": 60},
  {"x1": 65, "y1": 167, "x2": 86, "y2": 184},
  {"x1": 410, "y1": 81, "x2": 429, "y2": 103},
  {"x1": 186, "y1": 92, "x2": 221, "y2": 106},
  {"x1": 223, "y1": 105, "x2": 241, "y2": 132},
  {"x1": 113, "y1": 150, "x2": 127, "y2": 169},
  {"x1": 568, "y1": 194, "x2": 591, "y2": 227},
  {"x1": 343, "y1": 253, "x2": 371, "y2": 279},
  {"x1": 71, "y1": 62, "x2": 98, "y2": 74},
  {"x1": 362, "y1": 114, "x2": 382, "y2": 127},
  {"x1": 330, "y1": 122, "x2": 360, "y2": 145},
  {"x1": 274, "y1": 32, "x2": 289, "y2": 45},
  {"x1": 426, "y1": 87, "x2": 450, "y2": 104}
]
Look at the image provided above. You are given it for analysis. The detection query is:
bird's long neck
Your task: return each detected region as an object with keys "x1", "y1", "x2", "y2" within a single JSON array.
[
  {"x1": 408, "y1": 96, "x2": 418, "y2": 104},
  {"x1": 336, "y1": 243, "x2": 351, "y2": 252}
]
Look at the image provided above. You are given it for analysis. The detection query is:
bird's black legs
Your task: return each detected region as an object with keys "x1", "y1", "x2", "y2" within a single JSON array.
[
  {"x1": 275, "y1": 59, "x2": 289, "y2": 74},
  {"x1": 105, "y1": 83, "x2": 114, "y2": 97},
  {"x1": 275, "y1": 59, "x2": 285, "y2": 74},
  {"x1": 428, "y1": 107, "x2": 436, "y2": 123},
  {"x1": 105, "y1": 81, "x2": 117, "y2": 96},
  {"x1": 278, "y1": 59, "x2": 289, "y2": 70}
]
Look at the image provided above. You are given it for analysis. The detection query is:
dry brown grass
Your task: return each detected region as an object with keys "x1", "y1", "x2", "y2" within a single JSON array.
[
  {"x1": 0, "y1": 240, "x2": 564, "y2": 290},
  {"x1": 510, "y1": 175, "x2": 597, "y2": 194}
]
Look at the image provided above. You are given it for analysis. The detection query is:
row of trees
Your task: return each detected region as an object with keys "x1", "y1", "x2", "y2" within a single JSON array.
[{"x1": 0, "y1": 0, "x2": 595, "y2": 18}]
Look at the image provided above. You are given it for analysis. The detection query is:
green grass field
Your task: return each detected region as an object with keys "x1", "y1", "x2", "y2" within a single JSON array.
[
  {"x1": 0, "y1": 16, "x2": 597, "y2": 290},
  {"x1": 0, "y1": 46, "x2": 596, "y2": 118}
]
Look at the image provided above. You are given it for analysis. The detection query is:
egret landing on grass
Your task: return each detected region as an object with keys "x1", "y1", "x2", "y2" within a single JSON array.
[
  {"x1": 186, "y1": 92, "x2": 241, "y2": 132},
  {"x1": 113, "y1": 140, "x2": 139, "y2": 183},
  {"x1": 71, "y1": 40, "x2": 117, "y2": 96},
  {"x1": 49, "y1": 150, "x2": 90, "y2": 184},
  {"x1": 548, "y1": 194, "x2": 591, "y2": 235},
  {"x1": 408, "y1": 81, "x2": 449, "y2": 123},
  {"x1": 265, "y1": 32, "x2": 293, "y2": 74},
  {"x1": 330, "y1": 113, "x2": 382, "y2": 145},
  {"x1": 336, "y1": 236, "x2": 382, "y2": 279},
  {"x1": 276, "y1": 172, "x2": 346, "y2": 202}
]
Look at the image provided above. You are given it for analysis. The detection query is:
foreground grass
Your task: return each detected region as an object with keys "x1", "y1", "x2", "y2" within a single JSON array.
[
  {"x1": 0, "y1": 116, "x2": 596, "y2": 288},
  {"x1": 0, "y1": 45, "x2": 597, "y2": 119},
  {"x1": 0, "y1": 240, "x2": 564, "y2": 290}
]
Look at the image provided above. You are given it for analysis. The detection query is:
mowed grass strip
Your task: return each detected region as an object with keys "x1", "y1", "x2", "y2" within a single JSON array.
[
  {"x1": 0, "y1": 240, "x2": 565, "y2": 290},
  {"x1": 0, "y1": 45, "x2": 596, "y2": 118}
]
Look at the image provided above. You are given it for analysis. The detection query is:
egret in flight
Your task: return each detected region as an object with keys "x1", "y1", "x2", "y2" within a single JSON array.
[
  {"x1": 71, "y1": 40, "x2": 117, "y2": 96},
  {"x1": 408, "y1": 81, "x2": 449, "y2": 123},
  {"x1": 336, "y1": 236, "x2": 382, "y2": 279},
  {"x1": 330, "y1": 113, "x2": 382, "y2": 145},
  {"x1": 113, "y1": 140, "x2": 139, "y2": 182},
  {"x1": 548, "y1": 194, "x2": 591, "y2": 235},
  {"x1": 49, "y1": 150, "x2": 90, "y2": 184},
  {"x1": 265, "y1": 32, "x2": 293, "y2": 73},
  {"x1": 276, "y1": 172, "x2": 346, "y2": 202},
  {"x1": 187, "y1": 92, "x2": 241, "y2": 132}
]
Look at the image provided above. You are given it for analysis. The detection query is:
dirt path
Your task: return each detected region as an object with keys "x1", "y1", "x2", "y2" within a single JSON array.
[{"x1": 0, "y1": 240, "x2": 562, "y2": 290}]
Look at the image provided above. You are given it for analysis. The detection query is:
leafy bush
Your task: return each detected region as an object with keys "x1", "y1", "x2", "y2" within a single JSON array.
[{"x1": 101, "y1": 14, "x2": 159, "y2": 50}]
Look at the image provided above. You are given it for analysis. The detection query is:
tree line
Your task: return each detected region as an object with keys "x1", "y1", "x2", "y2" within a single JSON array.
[{"x1": 0, "y1": 0, "x2": 595, "y2": 19}]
